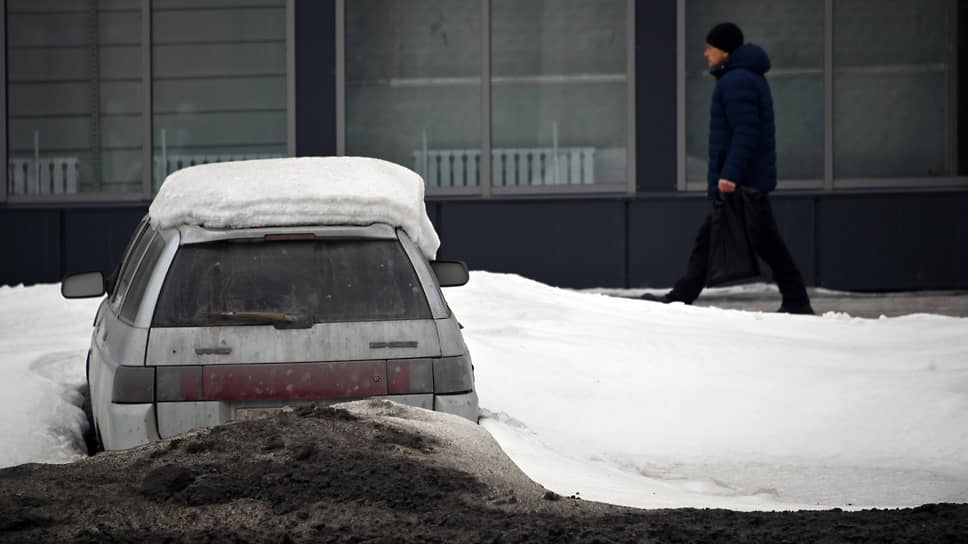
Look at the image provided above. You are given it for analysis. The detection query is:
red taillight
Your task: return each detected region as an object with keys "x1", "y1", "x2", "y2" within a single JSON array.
[
  {"x1": 203, "y1": 362, "x2": 387, "y2": 401},
  {"x1": 156, "y1": 366, "x2": 203, "y2": 402},
  {"x1": 152, "y1": 358, "x2": 457, "y2": 402}
]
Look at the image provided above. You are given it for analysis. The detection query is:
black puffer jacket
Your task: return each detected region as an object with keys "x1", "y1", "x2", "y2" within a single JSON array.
[{"x1": 707, "y1": 43, "x2": 777, "y2": 199}]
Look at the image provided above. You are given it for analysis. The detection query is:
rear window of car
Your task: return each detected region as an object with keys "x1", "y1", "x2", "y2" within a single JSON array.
[{"x1": 152, "y1": 239, "x2": 432, "y2": 326}]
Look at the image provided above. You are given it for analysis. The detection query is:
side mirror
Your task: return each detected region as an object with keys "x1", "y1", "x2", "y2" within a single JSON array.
[
  {"x1": 430, "y1": 260, "x2": 469, "y2": 287},
  {"x1": 62, "y1": 272, "x2": 106, "y2": 299}
]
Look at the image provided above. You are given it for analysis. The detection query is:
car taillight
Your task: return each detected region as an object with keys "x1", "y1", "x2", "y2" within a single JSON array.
[
  {"x1": 156, "y1": 366, "x2": 204, "y2": 402},
  {"x1": 112, "y1": 366, "x2": 155, "y2": 403},
  {"x1": 387, "y1": 358, "x2": 434, "y2": 394},
  {"x1": 433, "y1": 355, "x2": 474, "y2": 394}
]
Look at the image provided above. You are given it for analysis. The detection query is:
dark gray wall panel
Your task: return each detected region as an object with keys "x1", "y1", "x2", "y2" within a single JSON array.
[
  {"x1": 436, "y1": 200, "x2": 626, "y2": 289},
  {"x1": 62, "y1": 208, "x2": 147, "y2": 278},
  {"x1": 764, "y1": 196, "x2": 817, "y2": 287},
  {"x1": 629, "y1": 196, "x2": 817, "y2": 289},
  {"x1": 0, "y1": 210, "x2": 61, "y2": 286},
  {"x1": 3, "y1": 194, "x2": 966, "y2": 291},
  {"x1": 426, "y1": 202, "x2": 439, "y2": 232},
  {"x1": 635, "y1": 0, "x2": 677, "y2": 193},
  {"x1": 628, "y1": 197, "x2": 709, "y2": 288},
  {"x1": 818, "y1": 193, "x2": 968, "y2": 290},
  {"x1": 294, "y1": 0, "x2": 337, "y2": 156}
]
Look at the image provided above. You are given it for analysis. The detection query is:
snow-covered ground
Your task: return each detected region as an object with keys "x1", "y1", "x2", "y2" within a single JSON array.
[{"x1": 1, "y1": 274, "x2": 966, "y2": 512}]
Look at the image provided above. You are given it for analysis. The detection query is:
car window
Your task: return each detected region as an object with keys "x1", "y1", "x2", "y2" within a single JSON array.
[
  {"x1": 152, "y1": 239, "x2": 432, "y2": 326},
  {"x1": 108, "y1": 219, "x2": 153, "y2": 310},
  {"x1": 119, "y1": 233, "x2": 169, "y2": 324}
]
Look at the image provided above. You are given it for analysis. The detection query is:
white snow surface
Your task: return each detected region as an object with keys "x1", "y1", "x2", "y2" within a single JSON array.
[
  {"x1": 148, "y1": 157, "x2": 440, "y2": 258},
  {"x1": 2, "y1": 276, "x2": 967, "y2": 511}
]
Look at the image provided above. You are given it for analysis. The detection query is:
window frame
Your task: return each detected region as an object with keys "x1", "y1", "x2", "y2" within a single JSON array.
[
  {"x1": 0, "y1": 0, "x2": 294, "y2": 205},
  {"x1": 119, "y1": 229, "x2": 169, "y2": 325},
  {"x1": 110, "y1": 222, "x2": 156, "y2": 316},
  {"x1": 676, "y1": 0, "x2": 968, "y2": 193},
  {"x1": 336, "y1": 0, "x2": 637, "y2": 198}
]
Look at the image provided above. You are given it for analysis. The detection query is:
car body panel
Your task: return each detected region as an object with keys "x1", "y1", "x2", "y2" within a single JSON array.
[
  {"x1": 90, "y1": 304, "x2": 152, "y2": 449},
  {"x1": 146, "y1": 320, "x2": 443, "y2": 365},
  {"x1": 434, "y1": 316, "x2": 470, "y2": 357},
  {"x1": 78, "y1": 218, "x2": 478, "y2": 451},
  {"x1": 100, "y1": 401, "x2": 158, "y2": 450}
]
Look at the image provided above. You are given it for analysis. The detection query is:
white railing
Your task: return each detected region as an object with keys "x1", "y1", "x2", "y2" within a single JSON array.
[
  {"x1": 414, "y1": 147, "x2": 595, "y2": 187},
  {"x1": 155, "y1": 153, "x2": 283, "y2": 187},
  {"x1": 8, "y1": 157, "x2": 80, "y2": 194}
]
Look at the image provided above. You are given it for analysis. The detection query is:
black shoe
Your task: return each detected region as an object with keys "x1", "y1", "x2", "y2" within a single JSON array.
[
  {"x1": 639, "y1": 293, "x2": 672, "y2": 303},
  {"x1": 777, "y1": 303, "x2": 815, "y2": 315}
]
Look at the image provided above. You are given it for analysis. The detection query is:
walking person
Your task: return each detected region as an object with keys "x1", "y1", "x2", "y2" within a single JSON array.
[{"x1": 642, "y1": 22, "x2": 814, "y2": 314}]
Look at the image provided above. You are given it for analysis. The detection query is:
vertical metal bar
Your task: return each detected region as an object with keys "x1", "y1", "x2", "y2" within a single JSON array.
[
  {"x1": 480, "y1": 0, "x2": 491, "y2": 197},
  {"x1": 286, "y1": 0, "x2": 295, "y2": 157},
  {"x1": 142, "y1": 0, "x2": 153, "y2": 195},
  {"x1": 948, "y1": 0, "x2": 958, "y2": 175},
  {"x1": 335, "y1": 0, "x2": 345, "y2": 156},
  {"x1": 824, "y1": 0, "x2": 833, "y2": 190},
  {"x1": 89, "y1": 0, "x2": 102, "y2": 190},
  {"x1": 626, "y1": 0, "x2": 635, "y2": 195},
  {"x1": 552, "y1": 120, "x2": 559, "y2": 184},
  {"x1": 676, "y1": 0, "x2": 686, "y2": 191},
  {"x1": 0, "y1": 0, "x2": 6, "y2": 201},
  {"x1": 33, "y1": 131, "x2": 39, "y2": 190}
]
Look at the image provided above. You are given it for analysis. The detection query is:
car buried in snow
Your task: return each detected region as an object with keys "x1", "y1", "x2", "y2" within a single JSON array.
[{"x1": 61, "y1": 157, "x2": 479, "y2": 451}]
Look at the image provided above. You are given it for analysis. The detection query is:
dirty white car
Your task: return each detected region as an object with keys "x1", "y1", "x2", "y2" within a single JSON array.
[{"x1": 62, "y1": 157, "x2": 478, "y2": 451}]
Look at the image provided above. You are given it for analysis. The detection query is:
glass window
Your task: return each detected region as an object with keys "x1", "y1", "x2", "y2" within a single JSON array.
[
  {"x1": 110, "y1": 226, "x2": 156, "y2": 312},
  {"x1": 119, "y1": 232, "x2": 168, "y2": 324},
  {"x1": 344, "y1": 0, "x2": 482, "y2": 191},
  {"x1": 834, "y1": 0, "x2": 963, "y2": 179},
  {"x1": 107, "y1": 214, "x2": 150, "y2": 300},
  {"x1": 153, "y1": 240, "x2": 432, "y2": 326},
  {"x1": 491, "y1": 0, "x2": 628, "y2": 188},
  {"x1": 685, "y1": 0, "x2": 824, "y2": 183},
  {"x1": 151, "y1": 0, "x2": 287, "y2": 189},
  {"x1": 6, "y1": 0, "x2": 144, "y2": 196}
]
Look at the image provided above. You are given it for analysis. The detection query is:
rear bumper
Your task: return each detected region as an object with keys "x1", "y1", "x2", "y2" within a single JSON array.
[
  {"x1": 435, "y1": 390, "x2": 480, "y2": 423},
  {"x1": 155, "y1": 391, "x2": 480, "y2": 440},
  {"x1": 101, "y1": 402, "x2": 160, "y2": 451}
]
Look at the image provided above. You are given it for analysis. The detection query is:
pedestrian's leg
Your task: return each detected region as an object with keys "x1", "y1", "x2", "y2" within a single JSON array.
[
  {"x1": 755, "y1": 198, "x2": 812, "y2": 312},
  {"x1": 666, "y1": 214, "x2": 712, "y2": 304}
]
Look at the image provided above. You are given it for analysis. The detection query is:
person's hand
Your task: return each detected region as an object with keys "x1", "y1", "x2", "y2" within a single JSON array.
[{"x1": 718, "y1": 178, "x2": 736, "y2": 193}]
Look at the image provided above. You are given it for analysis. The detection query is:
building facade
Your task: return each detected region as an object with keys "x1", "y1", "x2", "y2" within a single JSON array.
[{"x1": 2, "y1": 0, "x2": 966, "y2": 290}]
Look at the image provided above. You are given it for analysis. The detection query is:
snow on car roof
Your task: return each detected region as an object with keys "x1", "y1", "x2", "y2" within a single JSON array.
[{"x1": 148, "y1": 156, "x2": 440, "y2": 258}]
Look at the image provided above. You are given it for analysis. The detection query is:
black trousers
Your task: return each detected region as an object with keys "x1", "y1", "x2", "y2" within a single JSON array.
[{"x1": 668, "y1": 196, "x2": 810, "y2": 306}]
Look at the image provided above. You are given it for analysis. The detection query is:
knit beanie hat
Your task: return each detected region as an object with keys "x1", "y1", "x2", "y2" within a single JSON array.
[{"x1": 706, "y1": 22, "x2": 744, "y2": 53}]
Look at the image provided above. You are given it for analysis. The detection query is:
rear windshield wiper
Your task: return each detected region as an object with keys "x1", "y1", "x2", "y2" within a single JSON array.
[{"x1": 205, "y1": 311, "x2": 312, "y2": 329}]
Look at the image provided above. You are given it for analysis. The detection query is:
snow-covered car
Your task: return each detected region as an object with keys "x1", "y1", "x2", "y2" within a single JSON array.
[{"x1": 61, "y1": 157, "x2": 478, "y2": 451}]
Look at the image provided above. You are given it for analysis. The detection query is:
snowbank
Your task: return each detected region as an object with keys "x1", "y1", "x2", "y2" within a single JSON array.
[{"x1": 148, "y1": 157, "x2": 440, "y2": 258}]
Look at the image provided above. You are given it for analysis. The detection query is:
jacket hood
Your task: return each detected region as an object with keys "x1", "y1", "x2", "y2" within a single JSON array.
[{"x1": 713, "y1": 43, "x2": 771, "y2": 76}]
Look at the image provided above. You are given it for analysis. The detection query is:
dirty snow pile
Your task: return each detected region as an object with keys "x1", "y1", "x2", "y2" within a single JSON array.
[{"x1": 3, "y1": 276, "x2": 968, "y2": 511}]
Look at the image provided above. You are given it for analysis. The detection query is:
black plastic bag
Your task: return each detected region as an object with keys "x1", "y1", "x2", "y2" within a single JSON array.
[{"x1": 706, "y1": 186, "x2": 761, "y2": 286}]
